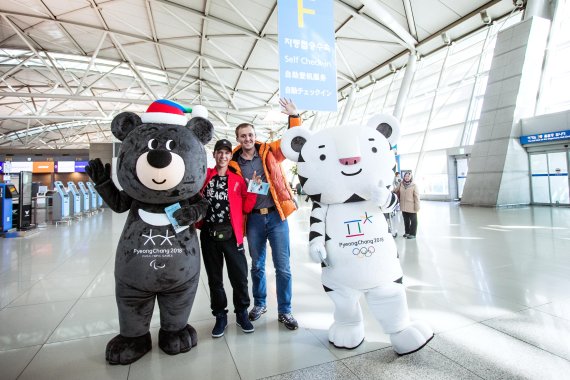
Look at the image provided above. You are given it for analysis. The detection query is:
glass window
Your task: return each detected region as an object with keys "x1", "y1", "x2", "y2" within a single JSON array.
[
  {"x1": 398, "y1": 132, "x2": 424, "y2": 154},
  {"x1": 297, "y1": 12, "x2": 525, "y2": 198},
  {"x1": 415, "y1": 151, "x2": 449, "y2": 195},
  {"x1": 398, "y1": 153, "x2": 419, "y2": 174},
  {"x1": 425, "y1": 125, "x2": 463, "y2": 150}
]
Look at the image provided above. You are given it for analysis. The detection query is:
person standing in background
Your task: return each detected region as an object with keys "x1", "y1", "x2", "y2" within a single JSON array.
[
  {"x1": 392, "y1": 171, "x2": 402, "y2": 191},
  {"x1": 229, "y1": 98, "x2": 301, "y2": 330},
  {"x1": 395, "y1": 171, "x2": 420, "y2": 239}
]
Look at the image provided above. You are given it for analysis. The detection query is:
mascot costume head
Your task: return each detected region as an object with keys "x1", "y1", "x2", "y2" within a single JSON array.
[
  {"x1": 86, "y1": 99, "x2": 213, "y2": 365},
  {"x1": 281, "y1": 114, "x2": 433, "y2": 354}
]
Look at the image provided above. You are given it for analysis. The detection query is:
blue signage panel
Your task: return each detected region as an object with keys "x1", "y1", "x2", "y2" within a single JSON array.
[
  {"x1": 75, "y1": 161, "x2": 88, "y2": 173},
  {"x1": 0, "y1": 161, "x2": 3, "y2": 174},
  {"x1": 520, "y1": 130, "x2": 570, "y2": 144},
  {"x1": 278, "y1": 0, "x2": 337, "y2": 112}
]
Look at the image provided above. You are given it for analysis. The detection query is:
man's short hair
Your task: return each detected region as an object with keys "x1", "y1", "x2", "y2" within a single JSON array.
[{"x1": 235, "y1": 123, "x2": 255, "y2": 138}]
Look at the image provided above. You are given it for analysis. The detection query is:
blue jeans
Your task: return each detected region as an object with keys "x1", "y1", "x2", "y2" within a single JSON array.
[{"x1": 246, "y1": 211, "x2": 292, "y2": 314}]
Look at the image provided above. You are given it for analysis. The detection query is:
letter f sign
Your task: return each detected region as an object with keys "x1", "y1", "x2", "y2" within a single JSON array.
[{"x1": 297, "y1": 0, "x2": 316, "y2": 28}]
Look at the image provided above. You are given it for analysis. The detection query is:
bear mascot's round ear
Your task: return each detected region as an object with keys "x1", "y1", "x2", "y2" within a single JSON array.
[
  {"x1": 187, "y1": 116, "x2": 214, "y2": 145},
  {"x1": 281, "y1": 127, "x2": 314, "y2": 162},
  {"x1": 367, "y1": 114, "x2": 400, "y2": 147},
  {"x1": 111, "y1": 112, "x2": 142, "y2": 141}
]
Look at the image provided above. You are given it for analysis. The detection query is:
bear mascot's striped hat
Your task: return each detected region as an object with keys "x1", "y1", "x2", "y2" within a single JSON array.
[{"x1": 141, "y1": 99, "x2": 208, "y2": 125}]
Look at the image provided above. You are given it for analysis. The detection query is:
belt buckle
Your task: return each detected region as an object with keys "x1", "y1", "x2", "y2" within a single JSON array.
[{"x1": 259, "y1": 207, "x2": 268, "y2": 215}]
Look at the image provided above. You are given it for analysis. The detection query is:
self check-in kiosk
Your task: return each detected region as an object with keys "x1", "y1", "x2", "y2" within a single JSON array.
[
  {"x1": 5, "y1": 183, "x2": 20, "y2": 229},
  {"x1": 36, "y1": 185, "x2": 48, "y2": 208},
  {"x1": 0, "y1": 184, "x2": 15, "y2": 232},
  {"x1": 83, "y1": 181, "x2": 98, "y2": 210},
  {"x1": 77, "y1": 182, "x2": 91, "y2": 212},
  {"x1": 52, "y1": 181, "x2": 70, "y2": 221},
  {"x1": 65, "y1": 181, "x2": 82, "y2": 216},
  {"x1": 86, "y1": 181, "x2": 103, "y2": 208}
]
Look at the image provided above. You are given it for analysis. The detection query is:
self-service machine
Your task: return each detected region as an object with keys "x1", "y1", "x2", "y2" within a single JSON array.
[
  {"x1": 83, "y1": 181, "x2": 98, "y2": 210},
  {"x1": 86, "y1": 181, "x2": 103, "y2": 208},
  {"x1": 0, "y1": 183, "x2": 16, "y2": 232},
  {"x1": 52, "y1": 181, "x2": 70, "y2": 221},
  {"x1": 6, "y1": 183, "x2": 20, "y2": 229},
  {"x1": 65, "y1": 181, "x2": 82, "y2": 216},
  {"x1": 36, "y1": 186, "x2": 48, "y2": 208},
  {"x1": 77, "y1": 182, "x2": 91, "y2": 213}
]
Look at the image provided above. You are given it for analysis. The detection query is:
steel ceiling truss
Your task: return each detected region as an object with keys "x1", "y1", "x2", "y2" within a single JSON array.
[{"x1": 0, "y1": 0, "x2": 513, "y2": 149}]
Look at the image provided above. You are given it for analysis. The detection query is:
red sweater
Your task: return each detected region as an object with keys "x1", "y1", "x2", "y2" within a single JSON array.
[{"x1": 196, "y1": 167, "x2": 257, "y2": 245}]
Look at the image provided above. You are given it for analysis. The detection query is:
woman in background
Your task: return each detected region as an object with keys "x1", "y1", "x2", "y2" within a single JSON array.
[{"x1": 395, "y1": 171, "x2": 420, "y2": 239}]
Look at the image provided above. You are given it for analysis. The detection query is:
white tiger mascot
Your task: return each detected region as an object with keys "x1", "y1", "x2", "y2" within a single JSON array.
[{"x1": 281, "y1": 115, "x2": 433, "y2": 354}]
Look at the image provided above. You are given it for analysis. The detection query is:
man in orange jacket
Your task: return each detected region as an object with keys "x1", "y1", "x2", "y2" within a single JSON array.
[{"x1": 229, "y1": 98, "x2": 301, "y2": 330}]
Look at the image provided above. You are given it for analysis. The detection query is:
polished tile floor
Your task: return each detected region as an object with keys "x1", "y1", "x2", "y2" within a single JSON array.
[{"x1": 1, "y1": 199, "x2": 570, "y2": 379}]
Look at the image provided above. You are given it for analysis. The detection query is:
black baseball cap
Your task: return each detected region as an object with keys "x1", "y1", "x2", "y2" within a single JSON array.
[{"x1": 214, "y1": 139, "x2": 232, "y2": 152}]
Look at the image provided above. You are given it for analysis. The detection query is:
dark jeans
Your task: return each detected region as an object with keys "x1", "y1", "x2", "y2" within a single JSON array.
[
  {"x1": 200, "y1": 228, "x2": 250, "y2": 315},
  {"x1": 402, "y1": 212, "x2": 418, "y2": 236}
]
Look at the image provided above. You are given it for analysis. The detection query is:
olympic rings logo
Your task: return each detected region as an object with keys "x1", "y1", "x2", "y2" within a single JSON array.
[{"x1": 352, "y1": 246, "x2": 375, "y2": 257}]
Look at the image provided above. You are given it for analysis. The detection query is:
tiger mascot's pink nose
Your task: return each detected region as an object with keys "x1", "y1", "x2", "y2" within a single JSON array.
[{"x1": 339, "y1": 157, "x2": 361, "y2": 165}]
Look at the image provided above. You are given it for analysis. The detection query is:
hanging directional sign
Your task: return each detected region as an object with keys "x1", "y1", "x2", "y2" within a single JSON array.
[{"x1": 279, "y1": 0, "x2": 338, "y2": 111}]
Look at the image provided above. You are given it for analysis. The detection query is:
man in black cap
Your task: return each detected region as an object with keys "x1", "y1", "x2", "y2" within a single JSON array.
[{"x1": 195, "y1": 139, "x2": 261, "y2": 337}]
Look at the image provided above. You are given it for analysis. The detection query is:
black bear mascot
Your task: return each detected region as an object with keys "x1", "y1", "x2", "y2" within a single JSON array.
[{"x1": 86, "y1": 99, "x2": 213, "y2": 365}]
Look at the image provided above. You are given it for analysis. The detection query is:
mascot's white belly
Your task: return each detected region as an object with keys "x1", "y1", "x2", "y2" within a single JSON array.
[{"x1": 323, "y1": 200, "x2": 402, "y2": 290}]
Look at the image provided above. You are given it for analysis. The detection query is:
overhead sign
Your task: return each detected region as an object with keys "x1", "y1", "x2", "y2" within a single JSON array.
[
  {"x1": 56, "y1": 161, "x2": 76, "y2": 173},
  {"x1": 520, "y1": 130, "x2": 570, "y2": 144},
  {"x1": 7, "y1": 161, "x2": 33, "y2": 173},
  {"x1": 279, "y1": 0, "x2": 338, "y2": 112},
  {"x1": 32, "y1": 161, "x2": 54, "y2": 173},
  {"x1": 75, "y1": 161, "x2": 88, "y2": 173}
]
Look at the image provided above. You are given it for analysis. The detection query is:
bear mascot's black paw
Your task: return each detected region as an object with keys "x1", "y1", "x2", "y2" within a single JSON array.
[
  {"x1": 105, "y1": 332, "x2": 152, "y2": 365},
  {"x1": 158, "y1": 324, "x2": 198, "y2": 355}
]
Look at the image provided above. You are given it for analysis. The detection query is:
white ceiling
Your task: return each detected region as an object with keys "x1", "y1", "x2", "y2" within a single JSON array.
[{"x1": 0, "y1": 0, "x2": 518, "y2": 149}]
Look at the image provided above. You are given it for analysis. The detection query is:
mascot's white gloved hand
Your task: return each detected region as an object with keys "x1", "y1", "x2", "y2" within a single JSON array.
[
  {"x1": 370, "y1": 180, "x2": 392, "y2": 208},
  {"x1": 309, "y1": 242, "x2": 327, "y2": 264}
]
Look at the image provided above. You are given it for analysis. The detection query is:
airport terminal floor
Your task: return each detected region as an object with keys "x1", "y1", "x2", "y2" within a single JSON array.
[{"x1": 1, "y1": 198, "x2": 570, "y2": 379}]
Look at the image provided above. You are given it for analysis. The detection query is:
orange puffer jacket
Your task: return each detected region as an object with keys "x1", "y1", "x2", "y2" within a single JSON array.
[{"x1": 229, "y1": 115, "x2": 301, "y2": 220}]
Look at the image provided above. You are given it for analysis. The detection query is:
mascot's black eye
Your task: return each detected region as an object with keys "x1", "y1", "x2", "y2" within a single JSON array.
[
  {"x1": 320, "y1": 154, "x2": 326, "y2": 161},
  {"x1": 166, "y1": 140, "x2": 176, "y2": 150},
  {"x1": 372, "y1": 147, "x2": 378, "y2": 153},
  {"x1": 147, "y1": 139, "x2": 158, "y2": 150}
]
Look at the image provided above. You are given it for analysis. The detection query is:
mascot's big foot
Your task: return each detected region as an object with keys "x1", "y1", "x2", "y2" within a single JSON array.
[
  {"x1": 159, "y1": 324, "x2": 198, "y2": 355},
  {"x1": 328, "y1": 322, "x2": 365, "y2": 349},
  {"x1": 105, "y1": 332, "x2": 152, "y2": 365},
  {"x1": 389, "y1": 321, "x2": 434, "y2": 355}
]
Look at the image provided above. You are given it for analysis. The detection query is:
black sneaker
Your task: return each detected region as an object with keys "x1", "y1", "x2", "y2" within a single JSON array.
[
  {"x1": 211, "y1": 313, "x2": 227, "y2": 338},
  {"x1": 236, "y1": 310, "x2": 254, "y2": 333},
  {"x1": 248, "y1": 305, "x2": 267, "y2": 321},
  {"x1": 278, "y1": 313, "x2": 299, "y2": 330}
]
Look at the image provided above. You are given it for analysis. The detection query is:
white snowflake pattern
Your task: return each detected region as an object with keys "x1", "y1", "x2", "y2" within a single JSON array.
[
  {"x1": 141, "y1": 229, "x2": 175, "y2": 246},
  {"x1": 161, "y1": 230, "x2": 174, "y2": 246},
  {"x1": 142, "y1": 229, "x2": 158, "y2": 245}
]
